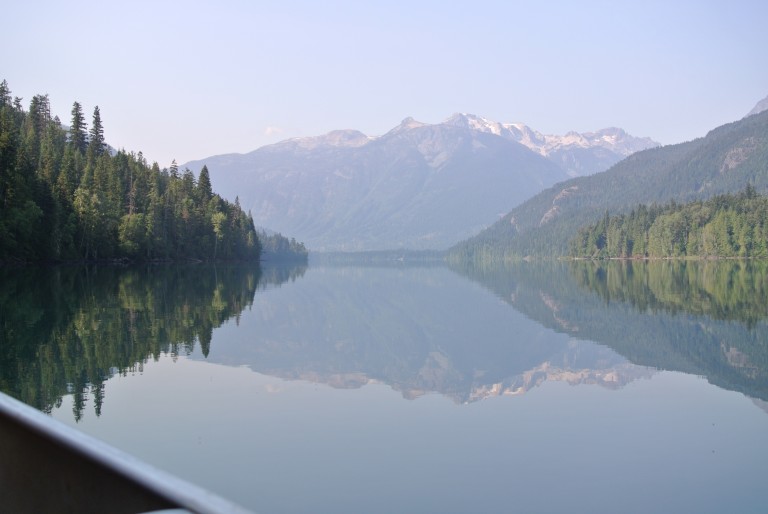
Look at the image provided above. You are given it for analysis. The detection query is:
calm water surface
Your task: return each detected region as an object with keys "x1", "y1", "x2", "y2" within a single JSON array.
[{"x1": 2, "y1": 261, "x2": 767, "y2": 513}]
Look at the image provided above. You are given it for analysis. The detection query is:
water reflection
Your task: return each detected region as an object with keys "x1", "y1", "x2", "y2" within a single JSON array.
[
  {"x1": 2, "y1": 259, "x2": 767, "y2": 422},
  {"x1": 20, "y1": 259, "x2": 765, "y2": 514},
  {"x1": 0, "y1": 264, "x2": 304, "y2": 419},
  {"x1": 451, "y1": 259, "x2": 768, "y2": 401},
  {"x1": 202, "y1": 265, "x2": 656, "y2": 404},
  {"x1": 571, "y1": 260, "x2": 768, "y2": 326}
]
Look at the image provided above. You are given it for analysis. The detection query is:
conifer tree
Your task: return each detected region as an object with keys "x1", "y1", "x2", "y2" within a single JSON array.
[
  {"x1": 29, "y1": 94, "x2": 51, "y2": 136},
  {"x1": 89, "y1": 106, "x2": 105, "y2": 155},
  {"x1": 197, "y1": 165, "x2": 213, "y2": 202},
  {"x1": 0, "y1": 79, "x2": 10, "y2": 107},
  {"x1": 70, "y1": 101, "x2": 87, "y2": 154}
]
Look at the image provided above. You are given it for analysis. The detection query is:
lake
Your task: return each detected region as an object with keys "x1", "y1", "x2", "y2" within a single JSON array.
[{"x1": 1, "y1": 260, "x2": 767, "y2": 513}]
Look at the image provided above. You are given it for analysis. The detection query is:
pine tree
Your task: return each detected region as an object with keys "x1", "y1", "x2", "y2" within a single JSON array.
[
  {"x1": 29, "y1": 94, "x2": 51, "y2": 136},
  {"x1": 88, "y1": 106, "x2": 105, "y2": 156},
  {"x1": 70, "y1": 102, "x2": 87, "y2": 154},
  {"x1": 197, "y1": 165, "x2": 213, "y2": 203},
  {"x1": 0, "y1": 79, "x2": 10, "y2": 107},
  {"x1": 25, "y1": 94, "x2": 51, "y2": 158}
]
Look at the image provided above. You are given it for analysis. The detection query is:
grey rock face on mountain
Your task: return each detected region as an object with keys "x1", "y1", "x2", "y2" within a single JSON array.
[
  {"x1": 444, "y1": 114, "x2": 658, "y2": 177},
  {"x1": 184, "y1": 114, "x2": 656, "y2": 251}
]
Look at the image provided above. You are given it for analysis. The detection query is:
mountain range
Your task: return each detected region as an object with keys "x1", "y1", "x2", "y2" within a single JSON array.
[
  {"x1": 184, "y1": 114, "x2": 657, "y2": 251},
  {"x1": 451, "y1": 105, "x2": 768, "y2": 259}
]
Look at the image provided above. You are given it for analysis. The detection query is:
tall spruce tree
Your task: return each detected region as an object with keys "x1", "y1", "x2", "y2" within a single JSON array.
[
  {"x1": 89, "y1": 105, "x2": 105, "y2": 155},
  {"x1": 0, "y1": 79, "x2": 10, "y2": 107},
  {"x1": 29, "y1": 94, "x2": 51, "y2": 135},
  {"x1": 70, "y1": 101, "x2": 87, "y2": 154},
  {"x1": 197, "y1": 165, "x2": 213, "y2": 202}
]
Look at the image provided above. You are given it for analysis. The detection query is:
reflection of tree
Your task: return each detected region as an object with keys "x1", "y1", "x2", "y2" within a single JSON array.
[
  {"x1": 257, "y1": 263, "x2": 308, "y2": 289},
  {"x1": 449, "y1": 259, "x2": 768, "y2": 401},
  {"x1": 0, "y1": 265, "x2": 272, "y2": 419},
  {"x1": 570, "y1": 260, "x2": 768, "y2": 328}
]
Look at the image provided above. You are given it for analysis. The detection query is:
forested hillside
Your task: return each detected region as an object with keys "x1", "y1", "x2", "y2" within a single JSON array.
[
  {"x1": 0, "y1": 80, "x2": 260, "y2": 263},
  {"x1": 570, "y1": 187, "x2": 768, "y2": 258},
  {"x1": 450, "y1": 109, "x2": 768, "y2": 261}
]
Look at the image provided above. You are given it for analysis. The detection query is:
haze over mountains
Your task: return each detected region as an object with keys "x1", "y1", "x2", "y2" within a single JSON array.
[
  {"x1": 452, "y1": 105, "x2": 768, "y2": 259},
  {"x1": 185, "y1": 114, "x2": 657, "y2": 251}
]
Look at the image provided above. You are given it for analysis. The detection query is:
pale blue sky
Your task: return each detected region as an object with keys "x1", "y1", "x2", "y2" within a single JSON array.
[{"x1": 3, "y1": 0, "x2": 767, "y2": 168}]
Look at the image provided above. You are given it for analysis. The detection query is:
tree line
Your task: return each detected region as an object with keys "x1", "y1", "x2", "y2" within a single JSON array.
[
  {"x1": 569, "y1": 185, "x2": 768, "y2": 258},
  {"x1": 258, "y1": 230, "x2": 308, "y2": 262},
  {"x1": 0, "y1": 80, "x2": 262, "y2": 262}
]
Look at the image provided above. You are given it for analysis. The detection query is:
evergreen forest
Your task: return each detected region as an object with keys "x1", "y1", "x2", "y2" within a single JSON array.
[
  {"x1": 0, "y1": 80, "x2": 264, "y2": 263},
  {"x1": 569, "y1": 186, "x2": 768, "y2": 258},
  {"x1": 257, "y1": 230, "x2": 309, "y2": 262}
]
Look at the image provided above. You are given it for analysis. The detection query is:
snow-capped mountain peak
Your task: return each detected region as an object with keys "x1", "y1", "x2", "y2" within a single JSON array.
[
  {"x1": 270, "y1": 129, "x2": 373, "y2": 151},
  {"x1": 445, "y1": 113, "x2": 504, "y2": 136},
  {"x1": 438, "y1": 114, "x2": 657, "y2": 167},
  {"x1": 260, "y1": 113, "x2": 657, "y2": 178}
]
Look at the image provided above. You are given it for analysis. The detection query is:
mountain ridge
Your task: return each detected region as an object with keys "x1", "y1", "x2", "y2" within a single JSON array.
[
  {"x1": 442, "y1": 113, "x2": 658, "y2": 173},
  {"x1": 184, "y1": 114, "x2": 657, "y2": 251},
  {"x1": 196, "y1": 113, "x2": 658, "y2": 176},
  {"x1": 449, "y1": 108, "x2": 768, "y2": 259}
]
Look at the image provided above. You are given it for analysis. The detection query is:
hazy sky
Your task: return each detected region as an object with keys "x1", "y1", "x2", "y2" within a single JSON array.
[{"x1": 3, "y1": 0, "x2": 767, "y2": 169}]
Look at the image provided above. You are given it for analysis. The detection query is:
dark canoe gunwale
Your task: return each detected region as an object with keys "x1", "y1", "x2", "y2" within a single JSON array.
[{"x1": 0, "y1": 391, "x2": 253, "y2": 513}]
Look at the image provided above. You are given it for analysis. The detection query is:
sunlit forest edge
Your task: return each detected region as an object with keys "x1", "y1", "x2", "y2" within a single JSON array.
[{"x1": 0, "y1": 80, "x2": 307, "y2": 264}]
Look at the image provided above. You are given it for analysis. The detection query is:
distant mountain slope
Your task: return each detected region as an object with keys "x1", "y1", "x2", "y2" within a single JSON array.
[
  {"x1": 450, "y1": 109, "x2": 768, "y2": 259},
  {"x1": 184, "y1": 114, "x2": 656, "y2": 251},
  {"x1": 746, "y1": 94, "x2": 768, "y2": 117}
]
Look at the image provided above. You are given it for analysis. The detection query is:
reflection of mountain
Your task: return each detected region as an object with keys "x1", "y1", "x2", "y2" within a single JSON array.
[
  {"x1": 451, "y1": 260, "x2": 768, "y2": 401},
  {"x1": 203, "y1": 266, "x2": 651, "y2": 403},
  {"x1": 466, "y1": 357, "x2": 654, "y2": 402},
  {"x1": 12, "y1": 260, "x2": 758, "y2": 416},
  {"x1": 0, "y1": 264, "x2": 295, "y2": 419}
]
